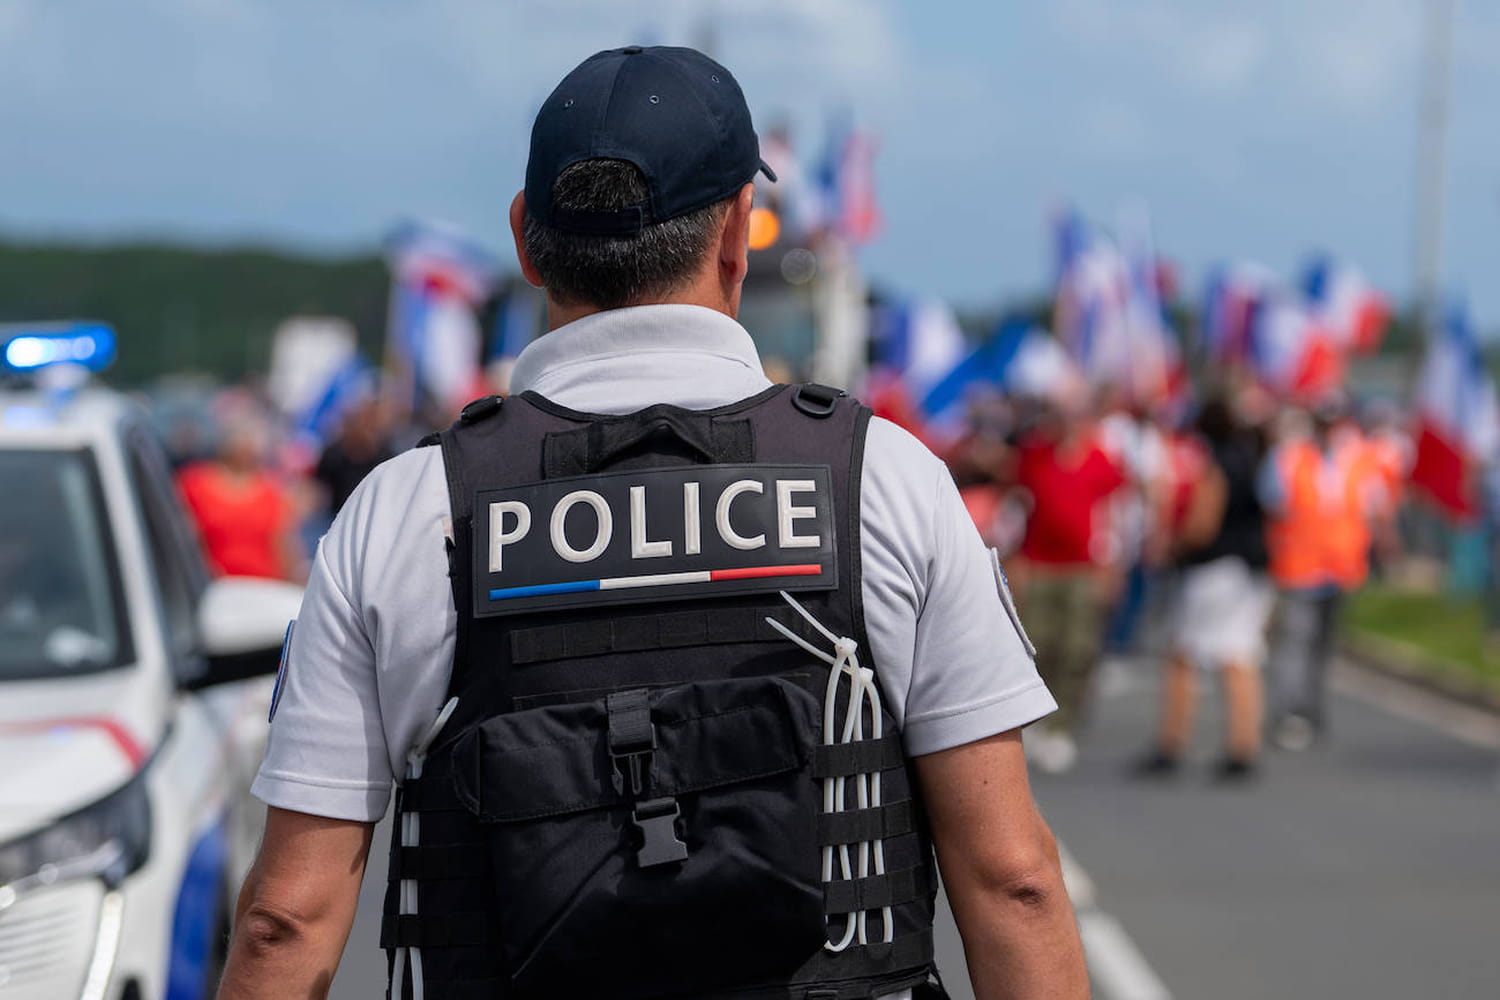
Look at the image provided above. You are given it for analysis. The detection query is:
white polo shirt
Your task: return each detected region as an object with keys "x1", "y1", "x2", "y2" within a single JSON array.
[{"x1": 253, "y1": 304, "x2": 1054, "y2": 822}]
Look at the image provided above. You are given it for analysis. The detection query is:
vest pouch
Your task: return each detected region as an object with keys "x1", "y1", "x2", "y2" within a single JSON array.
[{"x1": 449, "y1": 675, "x2": 827, "y2": 1000}]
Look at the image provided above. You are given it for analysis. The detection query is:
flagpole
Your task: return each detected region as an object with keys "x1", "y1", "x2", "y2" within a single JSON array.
[{"x1": 1412, "y1": 0, "x2": 1455, "y2": 340}]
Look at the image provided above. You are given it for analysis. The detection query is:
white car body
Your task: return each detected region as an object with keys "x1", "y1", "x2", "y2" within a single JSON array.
[{"x1": 0, "y1": 387, "x2": 301, "y2": 1000}]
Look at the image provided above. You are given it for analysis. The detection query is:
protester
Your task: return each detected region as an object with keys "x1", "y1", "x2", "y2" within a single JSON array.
[
  {"x1": 1262, "y1": 400, "x2": 1388, "y2": 750},
  {"x1": 1012, "y1": 387, "x2": 1127, "y2": 772},
  {"x1": 177, "y1": 416, "x2": 304, "y2": 581},
  {"x1": 1139, "y1": 396, "x2": 1272, "y2": 779},
  {"x1": 949, "y1": 392, "x2": 1030, "y2": 554},
  {"x1": 1098, "y1": 393, "x2": 1171, "y2": 654},
  {"x1": 1361, "y1": 399, "x2": 1410, "y2": 576},
  {"x1": 313, "y1": 396, "x2": 395, "y2": 517}
]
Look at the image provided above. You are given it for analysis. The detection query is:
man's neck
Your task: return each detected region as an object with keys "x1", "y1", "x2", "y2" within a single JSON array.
[{"x1": 544, "y1": 285, "x2": 737, "y2": 332}]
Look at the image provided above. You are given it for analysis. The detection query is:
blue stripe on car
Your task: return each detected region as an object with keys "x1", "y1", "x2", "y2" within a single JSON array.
[{"x1": 165, "y1": 816, "x2": 228, "y2": 1000}]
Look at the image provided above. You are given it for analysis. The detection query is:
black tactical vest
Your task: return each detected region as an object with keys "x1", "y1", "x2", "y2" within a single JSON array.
[{"x1": 384, "y1": 384, "x2": 944, "y2": 1000}]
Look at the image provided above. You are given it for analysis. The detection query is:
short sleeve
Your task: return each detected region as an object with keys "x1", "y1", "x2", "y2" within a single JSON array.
[
  {"x1": 251, "y1": 509, "x2": 393, "y2": 822},
  {"x1": 251, "y1": 447, "x2": 457, "y2": 823},
  {"x1": 860, "y1": 419, "x2": 1056, "y2": 757}
]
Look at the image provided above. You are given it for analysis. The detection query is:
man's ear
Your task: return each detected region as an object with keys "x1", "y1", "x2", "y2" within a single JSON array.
[
  {"x1": 717, "y1": 183, "x2": 756, "y2": 289},
  {"x1": 510, "y1": 190, "x2": 544, "y2": 288}
]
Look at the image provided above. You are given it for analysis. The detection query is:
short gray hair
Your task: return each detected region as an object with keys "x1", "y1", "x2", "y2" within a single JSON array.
[{"x1": 523, "y1": 159, "x2": 730, "y2": 310}]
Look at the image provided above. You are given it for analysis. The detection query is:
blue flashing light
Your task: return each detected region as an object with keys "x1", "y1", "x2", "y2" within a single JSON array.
[{"x1": 1, "y1": 322, "x2": 117, "y2": 374}]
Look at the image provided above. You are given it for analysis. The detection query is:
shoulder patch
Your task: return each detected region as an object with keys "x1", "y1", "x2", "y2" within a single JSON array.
[
  {"x1": 269, "y1": 620, "x2": 295, "y2": 723},
  {"x1": 472, "y1": 463, "x2": 838, "y2": 616},
  {"x1": 989, "y1": 549, "x2": 1036, "y2": 660}
]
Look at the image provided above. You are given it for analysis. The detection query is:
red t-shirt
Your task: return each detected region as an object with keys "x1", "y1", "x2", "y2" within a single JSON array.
[
  {"x1": 176, "y1": 463, "x2": 294, "y2": 579},
  {"x1": 1016, "y1": 435, "x2": 1127, "y2": 566}
]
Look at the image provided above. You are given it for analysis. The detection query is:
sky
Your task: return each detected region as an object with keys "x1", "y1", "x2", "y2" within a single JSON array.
[{"x1": 2, "y1": 0, "x2": 1497, "y2": 328}]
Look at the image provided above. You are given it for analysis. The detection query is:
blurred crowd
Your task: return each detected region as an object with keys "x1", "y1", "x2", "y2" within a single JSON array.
[
  {"x1": 158, "y1": 360, "x2": 1445, "y2": 791},
  {"x1": 945, "y1": 376, "x2": 1410, "y2": 781},
  {"x1": 156, "y1": 379, "x2": 408, "y2": 586}
]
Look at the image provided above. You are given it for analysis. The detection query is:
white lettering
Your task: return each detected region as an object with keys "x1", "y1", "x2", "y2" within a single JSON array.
[
  {"x1": 629, "y1": 485, "x2": 673, "y2": 559},
  {"x1": 716, "y1": 480, "x2": 766, "y2": 550},
  {"x1": 776, "y1": 479, "x2": 821, "y2": 549},
  {"x1": 550, "y1": 490, "x2": 613, "y2": 563},
  {"x1": 488, "y1": 500, "x2": 532, "y2": 573},
  {"x1": 683, "y1": 482, "x2": 702, "y2": 556}
]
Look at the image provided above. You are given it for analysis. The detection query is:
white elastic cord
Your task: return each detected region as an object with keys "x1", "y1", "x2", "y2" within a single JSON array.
[
  {"x1": 392, "y1": 697, "x2": 459, "y2": 1000},
  {"x1": 766, "y1": 592, "x2": 892, "y2": 951}
]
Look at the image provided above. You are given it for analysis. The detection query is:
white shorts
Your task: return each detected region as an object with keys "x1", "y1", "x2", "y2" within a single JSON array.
[{"x1": 1170, "y1": 556, "x2": 1273, "y2": 669}]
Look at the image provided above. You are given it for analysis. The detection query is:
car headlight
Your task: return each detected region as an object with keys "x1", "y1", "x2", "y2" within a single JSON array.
[{"x1": 0, "y1": 774, "x2": 151, "y2": 903}]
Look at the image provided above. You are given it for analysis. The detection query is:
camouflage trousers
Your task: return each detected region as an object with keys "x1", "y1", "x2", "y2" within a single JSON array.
[{"x1": 1017, "y1": 569, "x2": 1105, "y2": 735}]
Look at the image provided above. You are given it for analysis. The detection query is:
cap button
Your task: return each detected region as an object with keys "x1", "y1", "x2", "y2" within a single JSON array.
[{"x1": 622, "y1": 45, "x2": 643, "y2": 55}]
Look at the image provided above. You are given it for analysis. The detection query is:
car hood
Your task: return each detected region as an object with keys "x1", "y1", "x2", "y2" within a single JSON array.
[{"x1": 0, "y1": 669, "x2": 163, "y2": 845}]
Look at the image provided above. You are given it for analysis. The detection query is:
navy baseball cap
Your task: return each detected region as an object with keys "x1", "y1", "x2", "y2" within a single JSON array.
[{"x1": 525, "y1": 45, "x2": 776, "y2": 236}]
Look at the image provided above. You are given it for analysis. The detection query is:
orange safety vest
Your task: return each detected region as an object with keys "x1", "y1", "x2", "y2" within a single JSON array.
[{"x1": 1266, "y1": 437, "x2": 1381, "y2": 590}]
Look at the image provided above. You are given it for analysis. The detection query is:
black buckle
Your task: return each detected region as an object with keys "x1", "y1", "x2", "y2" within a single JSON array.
[
  {"x1": 632, "y1": 797, "x2": 689, "y2": 867},
  {"x1": 607, "y1": 690, "x2": 655, "y2": 796},
  {"x1": 606, "y1": 690, "x2": 689, "y2": 867},
  {"x1": 459, "y1": 394, "x2": 503, "y2": 423},
  {"x1": 792, "y1": 383, "x2": 846, "y2": 418}
]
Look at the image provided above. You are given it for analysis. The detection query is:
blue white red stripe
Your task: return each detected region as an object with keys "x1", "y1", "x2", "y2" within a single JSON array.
[{"x1": 489, "y1": 563, "x2": 823, "y2": 601}]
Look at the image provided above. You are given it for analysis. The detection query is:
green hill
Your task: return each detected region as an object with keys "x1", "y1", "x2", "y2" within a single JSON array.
[{"x1": 0, "y1": 238, "x2": 390, "y2": 384}]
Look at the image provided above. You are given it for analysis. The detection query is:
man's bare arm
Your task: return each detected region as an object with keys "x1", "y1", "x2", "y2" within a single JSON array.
[
  {"x1": 216, "y1": 806, "x2": 374, "y2": 1000},
  {"x1": 915, "y1": 729, "x2": 1089, "y2": 999}
]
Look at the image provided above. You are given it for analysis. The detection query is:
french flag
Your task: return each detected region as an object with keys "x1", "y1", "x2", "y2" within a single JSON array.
[
  {"x1": 823, "y1": 126, "x2": 881, "y2": 246},
  {"x1": 387, "y1": 220, "x2": 500, "y2": 415},
  {"x1": 1409, "y1": 303, "x2": 1500, "y2": 520},
  {"x1": 294, "y1": 356, "x2": 377, "y2": 447},
  {"x1": 1247, "y1": 293, "x2": 1343, "y2": 401},
  {"x1": 1117, "y1": 205, "x2": 1187, "y2": 409},
  {"x1": 1301, "y1": 254, "x2": 1389, "y2": 355},
  {"x1": 489, "y1": 286, "x2": 542, "y2": 363},
  {"x1": 866, "y1": 297, "x2": 968, "y2": 445},
  {"x1": 1052, "y1": 207, "x2": 1131, "y2": 386},
  {"x1": 920, "y1": 319, "x2": 1073, "y2": 435},
  {"x1": 1201, "y1": 261, "x2": 1275, "y2": 362}
]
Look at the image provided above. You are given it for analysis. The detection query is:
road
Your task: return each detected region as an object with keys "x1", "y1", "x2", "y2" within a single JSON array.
[
  {"x1": 329, "y1": 658, "x2": 1500, "y2": 1000},
  {"x1": 1029, "y1": 657, "x2": 1500, "y2": 999}
]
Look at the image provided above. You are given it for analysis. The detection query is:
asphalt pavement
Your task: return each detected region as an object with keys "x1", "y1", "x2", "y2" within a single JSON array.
[
  {"x1": 1029, "y1": 656, "x2": 1500, "y2": 999},
  {"x1": 329, "y1": 657, "x2": 1500, "y2": 1000}
]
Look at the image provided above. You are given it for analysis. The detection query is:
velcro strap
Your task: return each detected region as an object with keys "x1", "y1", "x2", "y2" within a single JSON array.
[
  {"x1": 395, "y1": 844, "x2": 487, "y2": 881},
  {"x1": 380, "y1": 912, "x2": 490, "y2": 949},
  {"x1": 812, "y1": 737, "x2": 906, "y2": 779},
  {"x1": 542, "y1": 408, "x2": 753, "y2": 477},
  {"x1": 397, "y1": 777, "x2": 463, "y2": 813},
  {"x1": 511, "y1": 606, "x2": 811, "y2": 665},
  {"x1": 844, "y1": 927, "x2": 935, "y2": 970},
  {"x1": 817, "y1": 800, "x2": 914, "y2": 845},
  {"x1": 823, "y1": 865, "x2": 931, "y2": 914},
  {"x1": 607, "y1": 689, "x2": 654, "y2": 756}
]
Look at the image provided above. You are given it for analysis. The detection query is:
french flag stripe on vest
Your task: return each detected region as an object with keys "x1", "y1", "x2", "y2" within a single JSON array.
[{"x1": 489, "y1": 563, "x2": 822, "y2": 601}]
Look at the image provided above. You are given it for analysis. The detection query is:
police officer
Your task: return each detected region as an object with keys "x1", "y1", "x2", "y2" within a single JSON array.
[{"x1": 219, "y1": 46, "x2": 1087, "y2": 1000}]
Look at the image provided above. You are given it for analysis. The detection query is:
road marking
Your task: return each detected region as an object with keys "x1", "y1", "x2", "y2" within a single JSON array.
[
  {"x1": 1058, "y1": 841, "x2": 1173, "y2": 1000},
  {"x1": 1078, "y1": 912, "x2": 1173, "y2": 1000},
  {"x1": 1332, "y1": 658, "x2": 1500, "y2": 750}
]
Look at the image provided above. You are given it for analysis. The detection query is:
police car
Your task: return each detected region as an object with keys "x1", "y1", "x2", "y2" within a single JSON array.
[{"x1": 0, "y1": 323, "x2": 302, "y2": 1000}]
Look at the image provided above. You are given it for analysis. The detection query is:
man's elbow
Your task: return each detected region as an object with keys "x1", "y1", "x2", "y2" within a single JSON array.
[
  {"x1": 236, "y1": 900, "x2": 315, "y2": 962},
  {"x1": 965, "y1": 828, "x2": 1069, "y2": 911}
]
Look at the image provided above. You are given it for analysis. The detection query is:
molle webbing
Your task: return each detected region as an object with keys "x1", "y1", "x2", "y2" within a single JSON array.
[{"x1": 386, "y1": 385, "x2": 941, "y2": 1000}]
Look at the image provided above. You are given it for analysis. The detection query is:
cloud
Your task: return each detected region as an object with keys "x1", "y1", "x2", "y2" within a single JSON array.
[
  {"x1": 0, "y1": 0, "x2": 905, "y2": 133},
  {"x1": 1049, "y1": 0, "x2": 1418, "y2": 114},
  {"x1": 1051, "y1": 0, "x2": 1268, "y2": 92},
  {"x1": 0, "y1": 0, "x2": 905, "y2": 245}
]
